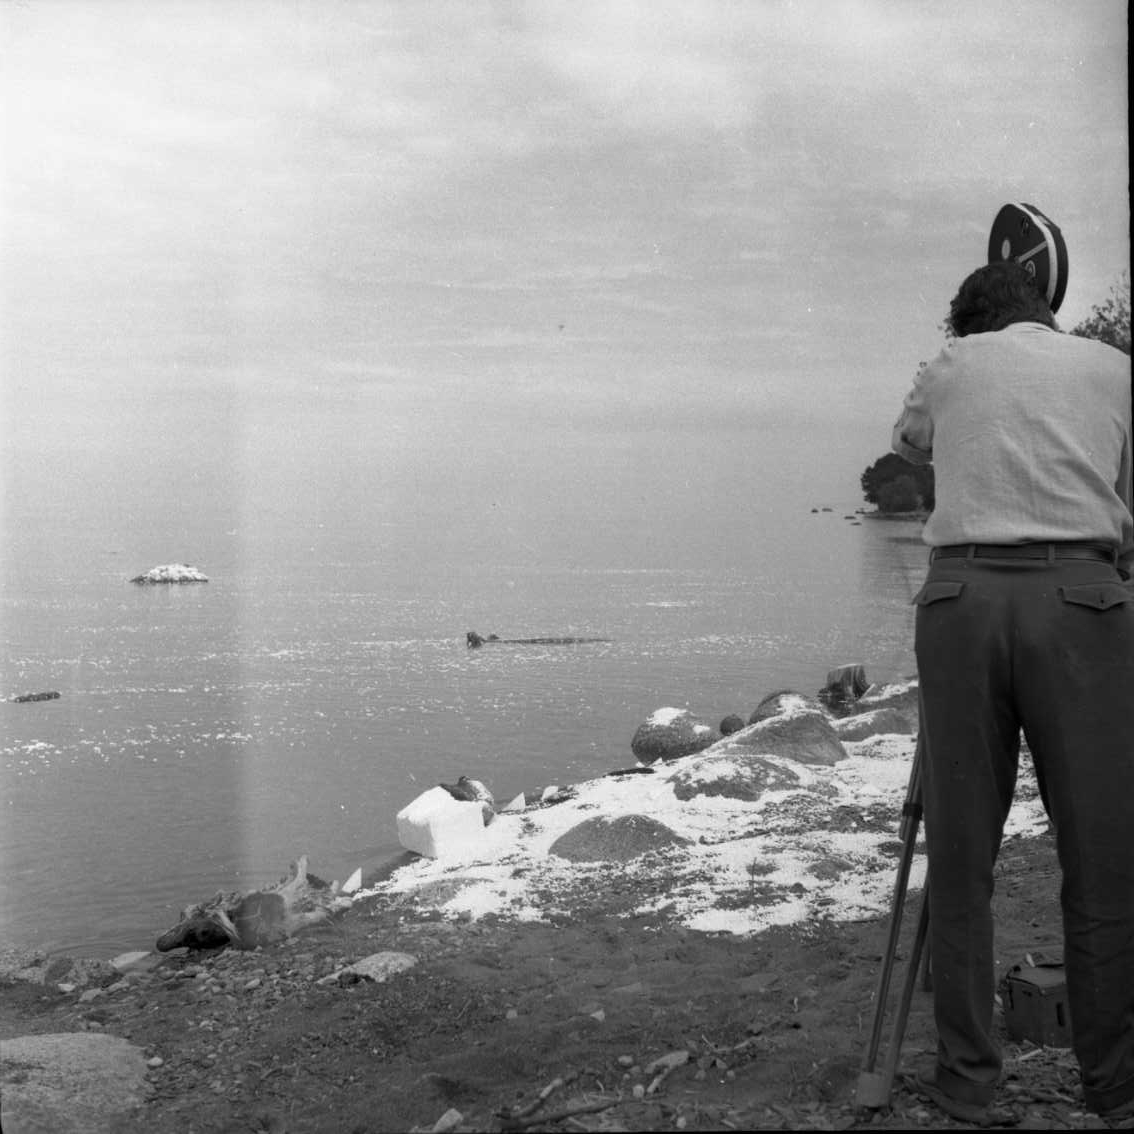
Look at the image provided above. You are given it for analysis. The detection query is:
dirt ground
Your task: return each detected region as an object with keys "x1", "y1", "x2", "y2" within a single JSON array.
[{"x1": 2, "y1": 830, "x2": 1131, "y2": 1133}]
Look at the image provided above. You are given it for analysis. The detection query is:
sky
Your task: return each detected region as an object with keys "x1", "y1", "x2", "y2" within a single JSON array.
[{"x1": 1, "y1": 0, "x2": 1129, "y2": 574}]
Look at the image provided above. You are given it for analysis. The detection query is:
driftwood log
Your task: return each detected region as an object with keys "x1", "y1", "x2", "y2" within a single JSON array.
[
  {"x1": 155, "y1": 856, "x2": 351, "y2": 952},
  {"x1": 467, "y1": 630, "x2": 610, "y2": 649}
]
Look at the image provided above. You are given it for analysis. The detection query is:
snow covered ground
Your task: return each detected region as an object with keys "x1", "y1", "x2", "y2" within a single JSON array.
[{"x1": 357, "y1": 727, "x2": 1050, "y2": 938}]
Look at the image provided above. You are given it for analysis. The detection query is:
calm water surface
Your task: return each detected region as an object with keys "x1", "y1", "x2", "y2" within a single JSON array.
[{"x1": 1, "y1": 506, "x2": 928, "y2": 958}]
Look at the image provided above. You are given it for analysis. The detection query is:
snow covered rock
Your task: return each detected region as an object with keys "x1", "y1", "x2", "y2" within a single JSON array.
[
  {"x1": 706, "y1": 693, "x2": 847, "y2": 767},
  {"x1": 630, "y1": 707, "x2": 719, "y2": 763},
  {"x1": 833, "y1": 706, "x2": 917, "y2": 740},
  {"x1": 549, "y1": 814, "x2": 690, "y2": 863},
  {"x1": 748, "y1": 690, "x2": 826, "y2": 722},
  {"x1": 130, "y1": 563, "x2": 209, "y2": 584},
  {"x1": 667, "y1": 752, "x2": 803, "y2": 802},
  {"x1": 855, "y1": 680, "x2": 921, "y2": 731}
]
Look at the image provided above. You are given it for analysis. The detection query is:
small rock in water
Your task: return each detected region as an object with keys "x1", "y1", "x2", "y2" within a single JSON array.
[{"x1": 130, "y1": 563, "x2": 209, "y2": 584}]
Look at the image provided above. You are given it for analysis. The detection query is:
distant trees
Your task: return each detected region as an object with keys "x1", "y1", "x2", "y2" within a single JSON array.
[
  {"x1": 877, "y1": 474, "x2": 922, "y2": 514},
  {"x1": 861, "y1": 452, "x2": 934, "y2": 513},
  {"x1": 1070, "y1": 272, "x2": 1131, "y2": 355}
]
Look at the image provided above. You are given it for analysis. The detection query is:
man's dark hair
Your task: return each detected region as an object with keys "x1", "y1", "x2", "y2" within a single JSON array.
[{"x1": 946, "y1": 260, "x2": 1058, "y2": 338}]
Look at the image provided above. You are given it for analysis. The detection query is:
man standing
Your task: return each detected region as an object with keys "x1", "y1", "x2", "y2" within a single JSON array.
[{"x1": 892, "y1": 260, "x2": 1134, "y2": 1123}]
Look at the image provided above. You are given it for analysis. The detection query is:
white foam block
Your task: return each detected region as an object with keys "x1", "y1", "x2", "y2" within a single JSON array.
[{"x1": 396, "y1": 786, "x2": 488, "y2": 859}]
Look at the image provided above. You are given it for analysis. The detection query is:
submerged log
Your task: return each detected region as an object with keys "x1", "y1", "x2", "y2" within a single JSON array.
[{"x1": 467, "y1": 630, "x2": 610, "y2": 648}]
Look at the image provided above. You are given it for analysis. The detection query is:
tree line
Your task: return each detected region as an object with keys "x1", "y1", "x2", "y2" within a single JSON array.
[{"x1": 862, "y1": 274, "x2": 1132, "y2": 513}]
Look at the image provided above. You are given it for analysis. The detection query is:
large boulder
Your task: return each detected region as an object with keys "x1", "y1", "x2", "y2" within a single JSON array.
[
  {"x1": 549, "y1": 815, "x2": 690, "y2": 863},
  {"x1": 718, "y1": 695, "x2": 847, "y2": 767},
  {"x1": 748, "y1": 690, "x2": 825, "y2": 723},
  {"x1": 630, "y1": 708, "x2": 719, "y2": 763},
  {"x1": 833, "y1": 706, "x2": 917, "y2": 741},
  {"x1": 667, "y1": 752, "x2": 803, "y2": 802},
  {"x1": 0, "y1": 1032, "x2": 150, "y2": 1134},
  {"x1": 855, "y1": 680, "x2": 921, "y2": 732}
]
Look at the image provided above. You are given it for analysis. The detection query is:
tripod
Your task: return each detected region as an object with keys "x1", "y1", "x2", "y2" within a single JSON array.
[{"x1": 855, "y1": 729, "x2": 932, "y2": 1109}]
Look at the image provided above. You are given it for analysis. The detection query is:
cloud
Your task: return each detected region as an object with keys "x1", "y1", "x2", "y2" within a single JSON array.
[{"x1": 1, "y1": 0, "x2": 1127, "y2": 411}]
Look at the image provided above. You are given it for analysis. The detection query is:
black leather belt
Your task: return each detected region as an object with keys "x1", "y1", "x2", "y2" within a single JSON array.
[{"x1": 931, "y1": 542, "x2": 1117, "y2": 563}]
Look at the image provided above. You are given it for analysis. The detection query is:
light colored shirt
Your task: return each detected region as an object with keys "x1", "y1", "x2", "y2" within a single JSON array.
[{"x1": 892, "y1": 322, "x2": 1133, "y2": 574}]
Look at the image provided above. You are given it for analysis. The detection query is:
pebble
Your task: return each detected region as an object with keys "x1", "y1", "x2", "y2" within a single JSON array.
[
  {"x1": 617, "y1": 1055, "x2": 635, "y2": 1067},
  {"x1": 147, "y1": 1056, "x2": 164, "y2": 1069},
  {"x1": 431, "y1": 1109, "x2": 463, "y2": 1134},
  {"x1": 632, "y1": 1084, "x2": 646, "y2": 1100}
]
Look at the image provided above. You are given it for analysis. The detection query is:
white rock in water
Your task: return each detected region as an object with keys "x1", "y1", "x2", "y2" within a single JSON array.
[
  {"x1": 397, "y1": 786, "x2": 489, "y2": 859},
  {"x1": 130, "y1": 563, "x2": 209, "y2": 584},
  {"x1": 342, "y1": 868, "x2": 363, "y2": 894}
]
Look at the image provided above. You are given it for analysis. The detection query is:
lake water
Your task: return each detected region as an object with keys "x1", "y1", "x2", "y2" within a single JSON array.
[{"x1": 1, "y1": 504, "x2": 928, "y2": 959}]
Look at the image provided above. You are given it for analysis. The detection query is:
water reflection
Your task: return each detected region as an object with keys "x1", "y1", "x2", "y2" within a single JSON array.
[{"x1": 1, "y1": 510, "x2": 933, "y2": 957}]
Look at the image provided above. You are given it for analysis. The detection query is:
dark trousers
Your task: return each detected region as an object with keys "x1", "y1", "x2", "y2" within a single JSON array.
[{"x1": 914, "y1": 555, "x2": 1134, "y2": 1113}]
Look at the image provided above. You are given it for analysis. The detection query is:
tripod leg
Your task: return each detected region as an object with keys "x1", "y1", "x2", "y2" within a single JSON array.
[
  {"x1": 855, "y1": 734, "x2": 926, "y2": 1109},
  {"x1": 881, "y1": 883, "x2": 930, "y2": 1087}
]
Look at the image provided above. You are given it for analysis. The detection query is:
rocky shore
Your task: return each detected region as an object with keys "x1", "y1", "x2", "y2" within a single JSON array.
[{"x1": 2, "y1": 674, "x2": 1122, "y2": 1133}]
